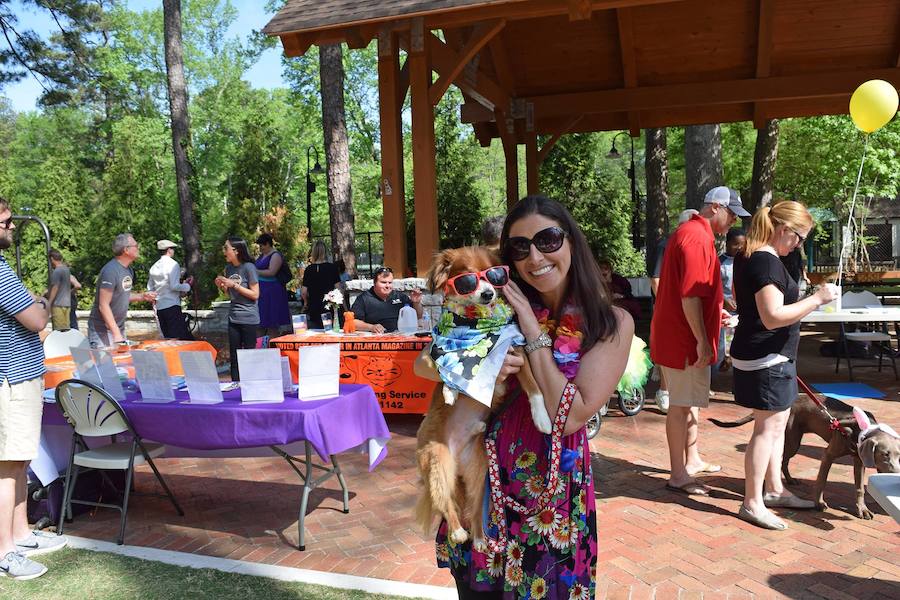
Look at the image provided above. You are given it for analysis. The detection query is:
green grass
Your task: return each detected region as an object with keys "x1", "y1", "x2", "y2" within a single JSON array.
[{"x1": 0, "y1": 549, "x2": 429, "y2": 600}]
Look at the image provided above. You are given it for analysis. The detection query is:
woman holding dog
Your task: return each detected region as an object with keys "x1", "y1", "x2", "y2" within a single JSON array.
[
  {"x1": 435, "y1": 196, "x2": 633, "y2": 599},
  {"x1": 730, "y1": 201, "x2": 839, "y2": 530}
]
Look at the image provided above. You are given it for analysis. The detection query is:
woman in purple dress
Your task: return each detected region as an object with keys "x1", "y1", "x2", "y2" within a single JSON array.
[
  {"x1": 254, "y1": 233, "x2": 291, "y2": 337},
  {"x1": 432, "y1": 196, "x2": 633, "y2": 599}
]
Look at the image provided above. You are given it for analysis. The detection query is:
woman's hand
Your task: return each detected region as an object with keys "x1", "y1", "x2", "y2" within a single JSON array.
[
  {"x1": 502, "y1": 280, "x2": 541, "y2": 339},
  {"x1": 214, "y1": 275, "x2": 227, "y2": 290},
  {"x1": 497, "y1": 348, "x2": 523, "y2": 383},
  {"x1": 813, "y1": 283, "x2": 839, "y2": 306}
]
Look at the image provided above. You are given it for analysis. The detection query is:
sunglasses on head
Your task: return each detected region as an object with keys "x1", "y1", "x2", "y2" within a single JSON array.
[
  {"x1": 445, "y1": 265, "x2": 510, "y2": 296},
  {"x1": 504, "y1": 226, "x2": 567, "y2": 261},
  {"x1": 373, "y1": 266, "x2": 393, "y2": 278}
]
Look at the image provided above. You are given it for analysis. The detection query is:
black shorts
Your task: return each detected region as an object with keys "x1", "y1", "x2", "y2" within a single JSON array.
[{"x1": 733, "y1": 361, "x2": 797, "y2": 412}]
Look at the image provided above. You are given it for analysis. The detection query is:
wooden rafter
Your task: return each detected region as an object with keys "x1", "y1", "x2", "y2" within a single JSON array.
[
  {"x1": 524, "y1": 67, "x2": 900, "y2": 118},
  {"x1": 488, "y1": 37, "x2": 514, "y2": 95},
  {"x1": 752, "y1": 0, "x2": 775, "y2": 128},
  {"x1": 615, "y1": 8, "x2": 640, "y2": 136},
  {"x1": 568, "y1": 0, "x2": 594, "y2": 21},
  {"x1": 430, "y1": 19, "x2": 506, "y2": 106},
  {"x1": 427, "y1": 33, "x2": 510, "y2": 111},
  {"x1": 537, "y1": 115, "x2": 583, "y2": 165}
]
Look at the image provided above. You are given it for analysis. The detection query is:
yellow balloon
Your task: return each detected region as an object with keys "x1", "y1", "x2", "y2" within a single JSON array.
[{"x1": 849, "y1": 80, "x2": 899, "y2": 133}]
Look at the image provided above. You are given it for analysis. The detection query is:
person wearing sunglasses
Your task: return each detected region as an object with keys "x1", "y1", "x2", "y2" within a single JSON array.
[
  {"x1": 350, "y1": 266, "x2": 422, "y2": 334},
  {"x1": 435, "y1": 195, "x2": 633, "y2": 599},
  {"x1": 729, "y1": 201, "x2": 838, "y2": 530}
]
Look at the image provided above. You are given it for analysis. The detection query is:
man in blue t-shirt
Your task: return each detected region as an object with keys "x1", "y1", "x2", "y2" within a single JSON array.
[{"x1": 0, "y1": 198, "x2": 67, "y2": 580}]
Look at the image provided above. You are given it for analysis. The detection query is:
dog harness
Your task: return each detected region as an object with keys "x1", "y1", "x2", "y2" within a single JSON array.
[{"x1": 796, "y1": 376, "x2": 852, "y2": 439}]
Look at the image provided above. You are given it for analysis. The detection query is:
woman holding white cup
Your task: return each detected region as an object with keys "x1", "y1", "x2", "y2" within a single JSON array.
[{"x1": 730, "y1": 201, "x2": 839, "y2": 530}]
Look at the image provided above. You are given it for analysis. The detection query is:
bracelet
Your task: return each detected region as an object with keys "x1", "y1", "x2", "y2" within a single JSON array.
[{"x1": 524, "y1": 332, "x2": 552, "y2": 354}]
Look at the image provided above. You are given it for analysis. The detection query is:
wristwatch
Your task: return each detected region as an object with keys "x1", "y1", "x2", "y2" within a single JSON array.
[
  {"x1": 35, "y1": 298, "x2": 48, "y2": 310},
  {"x1": 524, "y1": 332, "x2": 552, "y2": 354}
]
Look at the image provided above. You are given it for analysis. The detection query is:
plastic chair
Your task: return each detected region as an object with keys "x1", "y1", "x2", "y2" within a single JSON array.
[
  {"x1": 54, "y1": 379, "x2": 183, "y2": 545},
  {"x1": 837, "y1": 291, "x2": 897, "y2": 380},
  {"x1": 43, "y1": 329, "x2": 88, "y2": 359}
]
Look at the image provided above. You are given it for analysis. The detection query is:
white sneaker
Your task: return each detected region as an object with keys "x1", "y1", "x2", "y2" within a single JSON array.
[
  {"x1": 16, "y1": 530, "x2": 68, "y2": 557},
  {"x1": 655, "y1": 390, "x2": 669, "y2": 413},
  {"x1": 0, "y1": 551, "x2": 47, "y2": 580}
]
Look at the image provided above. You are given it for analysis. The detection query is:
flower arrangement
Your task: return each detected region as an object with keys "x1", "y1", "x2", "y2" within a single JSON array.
[{"x1": 323, "y1": 288, "x2": 344, "y2": 310}]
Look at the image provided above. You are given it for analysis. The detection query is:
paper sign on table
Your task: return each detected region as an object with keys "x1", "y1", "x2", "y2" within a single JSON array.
[
  {"x1": 70, "y1": 347, "x2": 101, "y2": 387},
  {"x1": 180, "y1": 350, "x2": 223, "y2": 404},
  {"x1": 132, "y1": 350, "x2": 175, "y2": 403},
  {"x1": 281, "y1": 356, "x2": 294, "y2": 393},
  {"x1": 89, "y1": 349, "x2": 126, "y2": 401},
  {"x1": 297, "y1": 344, "x2": 339, "y2": 400},
  {"x1": 237, "y1": 348, "x2": 284, "y2": 403}
]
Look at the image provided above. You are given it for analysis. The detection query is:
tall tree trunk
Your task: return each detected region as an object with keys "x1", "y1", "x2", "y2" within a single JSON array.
[
  {"x1": 645, "y1": 127, "x2": 669, "y2": 275},
  {"x1": 684, "y1": 124, "x2": 724, "y2": 210},
  {"x1": 319, "y1": 43, "x2": 357, "y2": 277},
  {"x1": 748, "y1": 119, "x2": 779, "y2": 226},
  {"x1": 162, "y1": 0, "x2": 202, "y2": 287}
]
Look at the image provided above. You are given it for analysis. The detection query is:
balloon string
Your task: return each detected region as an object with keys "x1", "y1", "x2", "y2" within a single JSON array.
[{"x1": 837, "y1": 134, "x2": 869, "y2": 288}]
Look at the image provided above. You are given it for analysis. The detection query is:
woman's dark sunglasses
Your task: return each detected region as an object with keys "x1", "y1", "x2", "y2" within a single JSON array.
[
  {"x1": 504, "y1": 226, "x2": 567, "y2": 261},
  {"x1": 445, "y1": 266, "x2": 510, "y2": 296}
]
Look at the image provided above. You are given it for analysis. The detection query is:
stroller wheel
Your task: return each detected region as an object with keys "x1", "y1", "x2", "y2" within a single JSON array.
[
  {"x1": 618, "y1": 387, "x2": 645, "y2": 416},
  {"x1": 599, "y1": 401, "x2": 609, "y2": 417},
  {"x1": 585, "y1": 412, "x2": 602, "y2": 439}
]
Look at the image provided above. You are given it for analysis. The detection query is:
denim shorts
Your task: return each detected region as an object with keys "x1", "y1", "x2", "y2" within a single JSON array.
[{"x1": 733, "y1": 361, "x2": 797, "y2": 412}]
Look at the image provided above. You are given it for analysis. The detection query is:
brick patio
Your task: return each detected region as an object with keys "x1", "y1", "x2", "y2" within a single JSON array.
[{"x1": 58, "y1": 322, "x2": 900, "y2": 598}]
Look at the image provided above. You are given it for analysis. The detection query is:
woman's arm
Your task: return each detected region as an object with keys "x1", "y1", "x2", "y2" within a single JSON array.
[
  {"x1": 230, "y1": 279, "x2": 260, "y2": 301},
  {"x1": 755, "y1": 283, "x2": 832, "y2": 330},
  {"x1": 257, "y1": 253, "x2": 282, "y2": 277}
]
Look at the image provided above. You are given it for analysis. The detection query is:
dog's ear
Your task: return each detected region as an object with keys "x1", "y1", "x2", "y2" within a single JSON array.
[
  {"x1": 860, "y1": 436, "x2": 879, "y2": 469},
  {"x1": 425, "y1": 250, "x2": 454, "y2": 293}
]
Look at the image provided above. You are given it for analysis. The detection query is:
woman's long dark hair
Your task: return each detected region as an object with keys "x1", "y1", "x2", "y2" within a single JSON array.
[
  {"x1": 228, "y1": 237, "x2": 254, "y2": 264},
  {"x1": 500, "y1": 195, "x2": 619, "y2": 353}
]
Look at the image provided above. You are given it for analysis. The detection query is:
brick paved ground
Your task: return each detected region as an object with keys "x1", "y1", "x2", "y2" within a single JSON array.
[{"x1": 60, "y1": 322, "x2": 900, "y2": 598}]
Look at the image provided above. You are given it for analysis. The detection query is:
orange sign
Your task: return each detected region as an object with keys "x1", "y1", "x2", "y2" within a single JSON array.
[{"x1": 271, "y1": 333, "x2": 437, "y2": 414}]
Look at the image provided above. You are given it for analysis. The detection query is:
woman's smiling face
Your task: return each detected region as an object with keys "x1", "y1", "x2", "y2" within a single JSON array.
[{"x1": 507, "y1": 213, "x2": 571, "y2": 296}]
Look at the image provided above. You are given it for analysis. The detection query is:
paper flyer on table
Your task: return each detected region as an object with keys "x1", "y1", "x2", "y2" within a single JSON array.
[
  {"x1": 298, "y1": 344, "x2": 339, "y2": 400},
  {"x1": 132, "y1": 350, "x2": 175, "y2": 403},
  {"x1": 280, "y1": 356, "x2": 294, "y2": 393},
  {"x1": 89, "y1": 349, "x2": 126, "y2": 401},
  {"x1": 237, "y1": 348, "x2": 284, "y2": 403},
  {"x1": 179, "y1": 350, "x2": 223, "y2": 403},
  {"x1": 70, "y1": 347, "x2": 101, "y2": 387}
]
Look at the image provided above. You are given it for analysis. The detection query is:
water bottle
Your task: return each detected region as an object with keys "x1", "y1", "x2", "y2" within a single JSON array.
[
  {"x1": 421, "y1": 310, "x2": 432, "y2": 333},
  {"x1": 398, "y1": 305, "x2": 418, "y2": 334}
]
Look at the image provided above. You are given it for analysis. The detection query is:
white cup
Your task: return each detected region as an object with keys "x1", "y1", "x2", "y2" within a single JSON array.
[{"x1": 819, "y1": 284, "x2": 842, "y2": 313}]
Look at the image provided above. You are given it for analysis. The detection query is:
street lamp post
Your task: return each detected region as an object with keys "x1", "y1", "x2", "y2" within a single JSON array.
[
  {"x1": 607, "y1": 132, "x2": 642, "y2": 249},
  {"x1": 305, "y1": 146, "x2": 324, "y2": 241}
]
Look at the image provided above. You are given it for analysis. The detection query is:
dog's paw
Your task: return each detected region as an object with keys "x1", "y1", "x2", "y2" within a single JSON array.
[
  {"x1": 815, "y1": 500, "x2": 829, "y2": 512},
  {"x1": 529, "y1": 395, "x2": 553, "y2": 434},
  {"x1": 472, "y1": 537, "x2": 488, "y2": 554},
  {"x1": 449, "y1": 528, "x2": 469, "y2": 544},
  {"x1": 856, "y1": 505, "x2": 874, "y2": 520},
  {"x1": 442, "y1": 386, "x2": 457, "y2": 406}
]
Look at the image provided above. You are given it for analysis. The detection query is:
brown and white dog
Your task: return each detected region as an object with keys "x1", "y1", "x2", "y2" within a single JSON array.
[{"x1": 414, "y1": 246, "x2": 550, "y2": 550}]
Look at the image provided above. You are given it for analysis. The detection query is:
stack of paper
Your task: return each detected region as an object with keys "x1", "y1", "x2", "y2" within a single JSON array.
[{"x1": 237, "y1": 348, "x2": 285, "y2": 403}]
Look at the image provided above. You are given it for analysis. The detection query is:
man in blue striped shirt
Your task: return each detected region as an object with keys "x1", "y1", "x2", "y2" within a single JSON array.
[{"x1": 0, "y1": 198, "x2": 66, "y2": 580}]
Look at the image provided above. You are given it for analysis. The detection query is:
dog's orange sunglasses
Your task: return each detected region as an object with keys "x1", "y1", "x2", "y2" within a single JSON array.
[{"x1": 445, "y1": 265, "x2": 510, "y2": 296}]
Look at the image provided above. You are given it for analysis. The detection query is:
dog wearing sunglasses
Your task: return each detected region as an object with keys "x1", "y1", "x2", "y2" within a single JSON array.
[{"x1": 415, "y1": 246, "x2": 551, "y2": 551}]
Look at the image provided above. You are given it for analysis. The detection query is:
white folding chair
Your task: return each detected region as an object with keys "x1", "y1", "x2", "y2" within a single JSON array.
[
  {"x1": 837, "y1": 291, "x2": 898, "y2": 380},
  {"x1": 43, "y1": 329, "x2": 88, "y2": 359},
  {"x1": 54, "y1": 379, "x2": 183, "y2": 545}
]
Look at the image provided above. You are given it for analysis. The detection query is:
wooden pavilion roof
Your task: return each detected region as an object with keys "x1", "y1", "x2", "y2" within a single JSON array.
[{"x1": 265, "y1": 0, "x2": 900, "y2": 142}]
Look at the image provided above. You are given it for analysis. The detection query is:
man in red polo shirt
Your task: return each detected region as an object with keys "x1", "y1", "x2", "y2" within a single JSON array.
[{"x1": 651, "y1": 186, "x2": 750, "y2": 495}]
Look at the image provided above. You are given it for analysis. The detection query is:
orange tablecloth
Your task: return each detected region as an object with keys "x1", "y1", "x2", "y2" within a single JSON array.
[
  {"x1": 270, "y1": 333, "x2": 436, "y2": 414},
  {"x1": 43, "y1": 339, "x2": 217, "y2": 389}
]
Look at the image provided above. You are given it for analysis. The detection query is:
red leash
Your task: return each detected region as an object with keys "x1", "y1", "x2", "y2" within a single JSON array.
[{"x1": 795, "y1": 375, "x2": 850, "y2": 438}]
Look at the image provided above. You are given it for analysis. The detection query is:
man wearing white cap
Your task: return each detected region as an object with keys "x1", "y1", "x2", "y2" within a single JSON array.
[
  {"x1": 148, "y1": 240, "x2": 194, "y2": 340},
  {"x1": 651, "y1": 186, "x2": 751, "y2": 496}
]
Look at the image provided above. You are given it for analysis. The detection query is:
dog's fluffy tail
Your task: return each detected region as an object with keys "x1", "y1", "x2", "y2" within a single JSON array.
[
  {"x1": 709, "y1": 414, "x2": 754, "y2": 428},
  {"x1": 415, "y1": 443, "x2": 457, "y2": 535}
]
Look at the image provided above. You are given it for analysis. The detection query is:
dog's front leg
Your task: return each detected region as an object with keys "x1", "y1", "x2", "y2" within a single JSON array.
[
  {"x1": 513, "y1": 347, "x2": 552, "y2": 434},
  {"x1": 852, "y1": 458, "x2": 874, "y2": 520},
  {"x1": 813, "y1": 436, "x2": 842, "y2": 512}
]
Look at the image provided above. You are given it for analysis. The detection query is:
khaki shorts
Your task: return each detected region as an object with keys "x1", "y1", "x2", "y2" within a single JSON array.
[
  {"x1": 0, "y1": 377, "x2": 45, "y2": 461},
  {"x1": 660, "y1": 363, "x2": 710, "y2": 408},
  {"x1": 51, "y1": 306, "x2": 70, "y2": 330}
]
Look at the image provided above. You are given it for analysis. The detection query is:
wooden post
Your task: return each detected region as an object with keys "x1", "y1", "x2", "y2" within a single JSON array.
[
  {"x1": 377, "y1": 30, "x2": 409, "y2": 275},
  {"x1": 496, "y1": 108, "x2": 518, "y2": 209},
  {"x1": 525, "y1": 131, "x2": 539, "y2": 194},
  {"x1": 409, "y1": 19, "x2": 439, "y2": 277}
]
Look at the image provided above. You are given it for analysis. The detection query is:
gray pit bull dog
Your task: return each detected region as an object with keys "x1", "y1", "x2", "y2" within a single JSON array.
[{"x1": 711, "y1": 395, "x2": 900, "y2": 519}]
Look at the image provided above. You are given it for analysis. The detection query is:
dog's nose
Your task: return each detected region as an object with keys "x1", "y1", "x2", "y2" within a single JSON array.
[{"x1": 480, "y1": 289, "x2": 495, "y2": 302}]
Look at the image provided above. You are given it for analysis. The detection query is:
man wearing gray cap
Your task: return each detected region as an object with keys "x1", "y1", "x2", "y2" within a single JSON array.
[
  {"x1": 148, "y1": 240, "x2": 194, "y2": 340},
  {"x1": 650, "y1": 186, "x2": 750, "y2": 496}
]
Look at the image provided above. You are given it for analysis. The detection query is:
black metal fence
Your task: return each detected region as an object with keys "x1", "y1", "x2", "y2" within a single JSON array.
[
  {"x1": 810, "y1": 221, "x2": 897, "y2": 270},
  {"x1": 311, "y1": 230, "x2": 385, "y2": 278}
]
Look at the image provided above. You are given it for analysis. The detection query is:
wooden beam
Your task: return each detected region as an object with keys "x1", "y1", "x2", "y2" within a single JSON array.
[
  {"x1": 495, "y1": 108, "x2": 519, "y2": 210},
  {"x1": 460, "y1": 101, "x2": 496, "y2": 123},
  {"x1": 430, "y1": 20, "x2": 505, "y2": 106},
  {"x1": 399, "y1": 57, "x2": 410, "y2": 103},
  {"x1": 615, "y1": 8, "x2": 640, "y2": 136},
  {"x1": 752, "y1": 0, "x2": 775, "y2": 128},
  {"x1": 568, "y1": 0, "x2": 594, "y2": 21},
  {"x1": 488, "y1": 37, "x2": 514, "y2": 95},
  {"x1": 427, "y1": 33, "x2": 511, "y2": 112},
  {"x1": 525, "y1": 67, "x2": 900, "y2": 119},
  {"x1": 536, "y1": 116, "x2": 582, "y2": 165},
  {"x1": 409, "y1": 19, "x2": 439, "y2": 276},
  {"x1": 281, "y1": 32, "x2": 314, "y2": 57},
  {"x1": 377, "y1": 29, "x2": 409, "y2": 276},
  {"x1": 525, "y1": 132, "x2": 539, "y2": 194}
]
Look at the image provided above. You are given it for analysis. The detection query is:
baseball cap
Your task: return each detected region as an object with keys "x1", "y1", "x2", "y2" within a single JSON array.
[
  {"x1": 157, "y1": 239, "x2": 179, "y2": 250},
  {"x1": 703, "y1": 186, "x2": 750, "y2": 217}
]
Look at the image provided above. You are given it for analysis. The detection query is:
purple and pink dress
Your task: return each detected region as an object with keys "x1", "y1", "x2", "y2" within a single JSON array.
[
  {"x1": 436, "y1": 304, "x2": 597, "y2": 599},
  {"x1": 255, "y1": 252, "x2": 291, "y2": 329}
]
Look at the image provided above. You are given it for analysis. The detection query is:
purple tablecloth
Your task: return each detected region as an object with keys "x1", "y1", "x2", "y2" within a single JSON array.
[{"x1": 43, "y1": 384, "x2": 390, "y2": 469}]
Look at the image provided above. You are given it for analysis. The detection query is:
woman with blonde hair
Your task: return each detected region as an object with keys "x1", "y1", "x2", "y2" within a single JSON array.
[
  {"x1": 301, "y1": 240, "x2": 340, "y2": 329},
  {"x1": 730, "y1": 201, "x2": 838, "y2": 530}
]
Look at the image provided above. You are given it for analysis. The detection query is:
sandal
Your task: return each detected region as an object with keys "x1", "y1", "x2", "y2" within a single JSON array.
[
  {"x1": 665, "y1": 481, "x2": 711, "y2": 496},
  {"x1": 688, "y1": 462, "x2": 722, "y2": 475},
  {"x1": 738, "y1": 505, "x2": 787, "y2": 530}
]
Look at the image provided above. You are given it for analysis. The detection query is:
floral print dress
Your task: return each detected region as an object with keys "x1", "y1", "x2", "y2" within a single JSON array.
[{"x1": 436, "y1": 304, "x2": 596, "y2": 599}]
